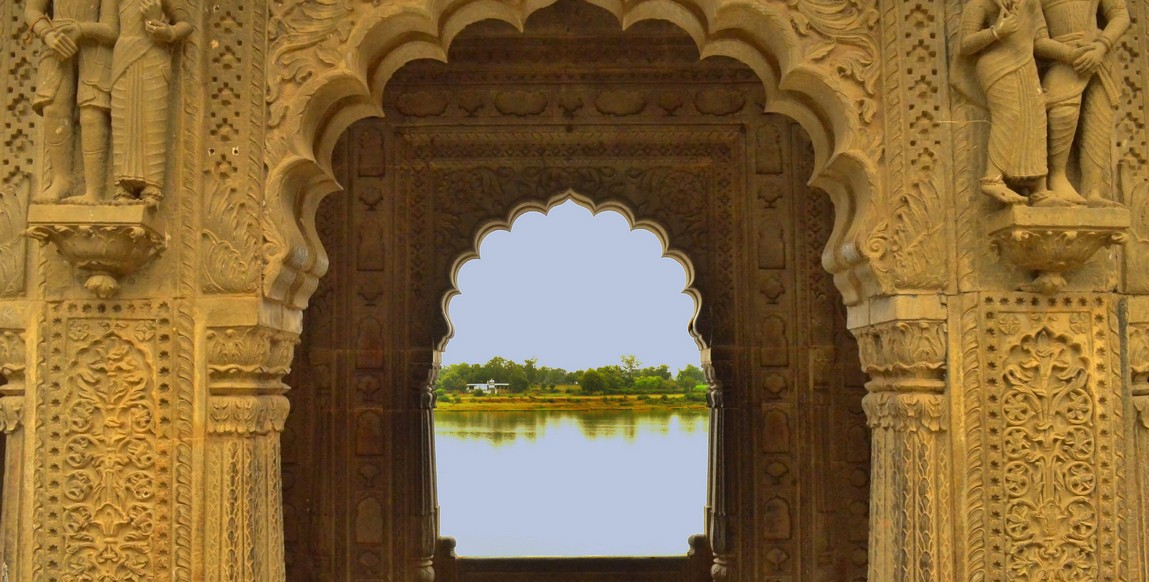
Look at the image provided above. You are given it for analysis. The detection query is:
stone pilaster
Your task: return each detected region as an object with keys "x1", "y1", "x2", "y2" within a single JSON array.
[
  {"x1": 203, "y1": 325, "x2": 297, "y2": 582},
  {"x1": 850, "y1": 296, "x2": 950, "y2": 582},
  {"x1": 956, "y1": 293, "x2": 1126, "y2": 581},
  {"x1": 0, "y1": 327, "x2": 25, "y2": 581},
  {"x1": 702, "y1": 347, "x2": 741, "y2": 582},
  {"x1": 403, "y1": 349, "x2": 440, "y2": 582},
  {"x1": 1128, "y1": 298, "x2": 1149, "y2": 581}
]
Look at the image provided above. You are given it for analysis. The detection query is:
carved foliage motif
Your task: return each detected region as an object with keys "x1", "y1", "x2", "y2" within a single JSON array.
[
  {"x1": 865, "y1": 0, "x2": 951, "y2": 292},
  {"x1": 786, "y1": 0, "x2": 880, "y2": 123},
  {"x1": 206, "y1": 326, "x2": 298, "y2": 389},
  {"x1": 969, "y1": 296, "x2": 1122, "y2": 582},
  {"x1": 201, "y1": 0, "x2": 265, "y2": 294},
  {"x1": 853, "y1": 320, "x2": 946, "y2": 391},
  {"x1": 34, "y1": 302, "x2": 176, "y2": 581}
]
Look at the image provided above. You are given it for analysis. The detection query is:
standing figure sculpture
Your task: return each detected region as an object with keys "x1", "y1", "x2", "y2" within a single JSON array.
[
  {"x1": 25, "y1": 0, "x2": 118, "y2": 203},
  {"x1": 109, "y1": 0, "x2": 190, "y2": 207},
  {"x1": 956, "y1": 0, "x2": 1077, "y2": 206},
  {"x1": 1040, "y1": 0, "x2": 1130, "y2": 207}
]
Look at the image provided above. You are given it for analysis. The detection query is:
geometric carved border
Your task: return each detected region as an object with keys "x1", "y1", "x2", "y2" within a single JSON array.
[{"x1": 964, "y1": 294, "x2": 1124, "y2": 581}]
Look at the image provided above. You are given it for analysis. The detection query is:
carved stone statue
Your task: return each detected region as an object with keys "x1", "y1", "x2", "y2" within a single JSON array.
[
  {"x1": 956, "y1": 0, "x2": 1076, "y2": 206},
  {"x1": 25, "y1": 0, "x2": 119, "y2": 203},
  {"x1": 1040, "y1": 0, "x2": 1130, "y2": 207},
  {"x1": 109, "y1": 0, "x2": 190, "y2": 207}
]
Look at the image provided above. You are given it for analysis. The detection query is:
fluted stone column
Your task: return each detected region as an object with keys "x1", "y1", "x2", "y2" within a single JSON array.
[
  {"x1": 850, "y1": 298, "x2": 950, "y2": 582},
  {"x1": 203, "y1": 325, "x2": 297, "y2": 581}
]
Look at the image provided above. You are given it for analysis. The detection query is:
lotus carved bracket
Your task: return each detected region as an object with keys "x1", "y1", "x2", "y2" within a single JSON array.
[
  {"x1": 988, "y1": 206, "x2": 1130, "y2": 295},
  {"x1": 25, "y1": 205, "x2": 167, "y2": 298}
]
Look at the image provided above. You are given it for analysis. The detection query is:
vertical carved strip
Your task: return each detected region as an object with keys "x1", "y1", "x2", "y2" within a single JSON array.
[
  {"x1": 0, "y1": 2, "x2": 35, "y2": 296},
  {"x1": 0, "y1": 328, "x2": 25, "y2": 580},
  {"x1": 33, "y1": 302, "x2": 177, "y2": 579},
  {"x1": 854, "y1": 318, "x2": 948, "y2": 581},
  {"x1": 1130, "y1": 321, "x2": 1149, "y2": 580},
  {"x1": 972, "y1": 295, "x2": 1121, "y2": 581},
  {"x1": 703, "y1": 349, "x2": 738, "y2": 581},
  {"x1": 869, "y1": 0, "x2": 949, "y2": 291},
  {"x1": 403, "y1": 352, "x2": 438, "y2": 582},
  {"x1": 1115, "y1": 1, "x2": 1149, "y2": 292},
  {"x1": 204, "y1": 326, "x2": 297, "y2": 582}
]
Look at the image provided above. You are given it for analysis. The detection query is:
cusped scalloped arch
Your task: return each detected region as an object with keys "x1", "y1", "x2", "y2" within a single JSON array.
[
  {"x1": 263, "y1": 0, "x2": 883, "y2": 310},
  {"x1": 438, "y1": 190, "x2": 705, "y2": 353}
]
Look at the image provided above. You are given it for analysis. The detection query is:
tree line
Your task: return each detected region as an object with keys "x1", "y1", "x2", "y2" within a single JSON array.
[{"x1": 435, "y1": 355, "x2": 709, "y2": 395}]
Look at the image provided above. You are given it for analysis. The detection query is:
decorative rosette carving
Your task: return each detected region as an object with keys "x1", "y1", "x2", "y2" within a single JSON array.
[
  {"x1": 989, "y1": 206, "x2": 1130, "y2": 295},
  {"x1": 25, "y1": 205, "x2": 167, "y2": 298}
]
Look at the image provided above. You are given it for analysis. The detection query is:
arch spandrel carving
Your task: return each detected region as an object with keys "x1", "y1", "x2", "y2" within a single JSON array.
[{"x1": 261, "y1": 0, "x2": 888, "y2": 312}]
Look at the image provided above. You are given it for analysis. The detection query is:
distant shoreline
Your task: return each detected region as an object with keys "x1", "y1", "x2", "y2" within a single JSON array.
[{"x1": 436, "y1": 393, "x2": 707, "y2": 412}]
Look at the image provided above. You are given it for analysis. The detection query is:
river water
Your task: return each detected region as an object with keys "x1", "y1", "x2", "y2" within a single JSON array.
[{"x1": 434, "y1": 409, "x2": 709, "y2": 557}]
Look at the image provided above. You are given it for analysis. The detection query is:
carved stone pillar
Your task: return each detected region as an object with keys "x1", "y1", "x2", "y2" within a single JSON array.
[
  {"x1": 1129, "y1": 299, "x2": 1149, "y2": 580},
  {"x1": 703, "y1": 347, "x2": 741, "y2": 582},
  {"x1": 850, "y1": 297, "x2": 950, "y2": 582},
  {"x1": 0, "y1": 327, "x2": 25, "y2": 581},
  {"x1": 203, "y1": 325, "x2": 297, "y2": 581},
  {"x1": 402, "y1": 349, "x2": 440, "y2": 581}
]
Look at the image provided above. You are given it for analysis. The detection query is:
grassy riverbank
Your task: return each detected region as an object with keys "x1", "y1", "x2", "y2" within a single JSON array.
[{"x1": 436, "y1": 393, "x2": 707, "y2": 411}]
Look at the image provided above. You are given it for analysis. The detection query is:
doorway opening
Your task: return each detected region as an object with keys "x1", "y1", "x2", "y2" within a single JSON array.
[{"x1": 435, "y1": 198, "x2": 708, "y2": 558}]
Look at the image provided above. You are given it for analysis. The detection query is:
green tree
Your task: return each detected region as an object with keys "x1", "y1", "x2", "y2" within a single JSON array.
[
  {"x1": 620, "y1": 354, "x2": 642, "y2": 384},
  {"x1": 675, "y1": 364, "x2": 706, "y2": 391},
  {"x1": 580, "y1": 369, "x2": 605, "y2": 393},
  {"x1": 633, "y1": 375, "x2": 667, "y2": 393}
]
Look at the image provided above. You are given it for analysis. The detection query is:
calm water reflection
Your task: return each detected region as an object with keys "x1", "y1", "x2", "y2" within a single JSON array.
[{"x1": 435, "y1": 409, "x2": 708, "y2": 557}]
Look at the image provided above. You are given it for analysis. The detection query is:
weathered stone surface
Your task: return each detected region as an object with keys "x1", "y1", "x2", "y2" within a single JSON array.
[{"x1": 1, "y1": 0, "x2": 1147, "y2": 579}]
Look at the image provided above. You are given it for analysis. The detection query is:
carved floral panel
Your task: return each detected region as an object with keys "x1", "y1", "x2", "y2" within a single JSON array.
[
  {"x1": 964, "y1": 295, "x2": 1124, "y2": 581},
  {"x1": 32, "y1": 301, "x2": 192, "y2": 581}
]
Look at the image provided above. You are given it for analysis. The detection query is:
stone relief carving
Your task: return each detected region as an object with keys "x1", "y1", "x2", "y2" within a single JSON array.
[
  {"x1": 988, "y1": 205, "x2": 1129, "y2": 294},
  {"x1": 25, "y1": 0, "x2": 187, "y2": 207},
  {"x1": 1041, "y1": 0, "x2": 1129, "y2": 208},
  {"x1": 956, "y1": 0, "x2": 1130, "y2": 208},
  {"x1": 26, "y1": 205, "x2": 167, "y2": 298},
  {"x1": 25, "y1": 0, "x2": 117, "y2": 204},
  {"x1": 32, "y1": 302, "x2": 180, "y2": 581},
  {"x1": 109, "y1": 0, "x2": 191, "y2": 206},
  {"x1": 965, "y1": 295, "x2": 1123, "y2": 582}
]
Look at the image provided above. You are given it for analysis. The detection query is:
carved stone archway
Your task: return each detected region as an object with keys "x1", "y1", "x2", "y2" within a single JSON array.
[
  {"x1": 4, "y1": 0, "x2": 1149, "y2": 579},
  {"x1": 258, "y1": 0, "x2": 888, "y2": 314}
]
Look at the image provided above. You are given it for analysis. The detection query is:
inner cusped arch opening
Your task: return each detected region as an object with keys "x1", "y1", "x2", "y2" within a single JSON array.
[
  {"x1": 434, "y1": 193, "x2": 710, "y2": 558},
  {"x1": 437, "y1": 190, "x2": 706, "y2": 356}
]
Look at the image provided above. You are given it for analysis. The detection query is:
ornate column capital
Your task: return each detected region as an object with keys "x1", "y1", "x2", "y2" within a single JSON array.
[
  {"x1": 0, "y1": 396, "x2": 21, "y2": 435},
  {"x1": 862, "y1": 391, "x2": 946, "y2": 433},
  {"x1": 853, "y1": 318, "x2": 947, "y2": 393},
  {"x1": 207, "y1": 394, "x2": 291, "y2": 436},
  {"x1": 0, "y1": 328, "x2": 26, "y2": 434},
  {"x1": 206, "y1": 325, "x2": 299, "y2": 394},
  {"x1": 0, "y1": 328, "x2": 26, "y2": 388},
  {"x1": 1129, "y1": 319, "x2": 1149, "y2": 428}
]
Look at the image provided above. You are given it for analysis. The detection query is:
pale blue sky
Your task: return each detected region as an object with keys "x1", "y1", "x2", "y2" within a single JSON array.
[{"x1": 441, "y1": 200, "x2": 701, "y2": 373}]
